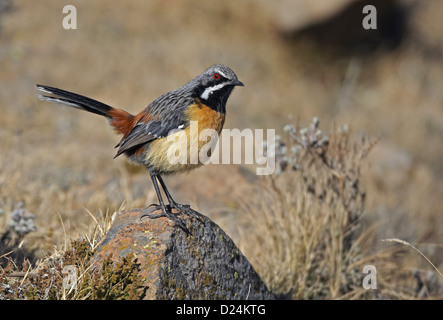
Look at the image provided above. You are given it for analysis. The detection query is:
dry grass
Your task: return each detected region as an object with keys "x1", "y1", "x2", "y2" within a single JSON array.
[
  {"x1": 382, "y1": 238, "x2": 443, "y2": 280},
  {"x1": 237, "y1": 119, "x2": 443, "y2": 299},
  {"x1": 1, "y1": 1, "x2": 443, "y2": 299},
  {"x1": 237, "y1": 120, "x2": 372, "y2": 298},
  {"x1": 0, "y1": 207, "x2": 129, "y2": 300}
]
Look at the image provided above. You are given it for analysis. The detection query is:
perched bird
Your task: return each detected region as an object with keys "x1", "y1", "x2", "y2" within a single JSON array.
[{"x1": 36, "y1": 64, "x2": 244, "y2": 232}]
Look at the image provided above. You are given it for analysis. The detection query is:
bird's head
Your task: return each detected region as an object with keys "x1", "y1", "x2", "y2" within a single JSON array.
[{"x1": 189, "y1": 64, "x2": 244, "y2": 113}]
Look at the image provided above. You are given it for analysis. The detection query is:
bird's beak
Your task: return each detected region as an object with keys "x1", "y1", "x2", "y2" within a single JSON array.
[{"x1": 232, "y1": 79, "x2": 245, "y2": 87}]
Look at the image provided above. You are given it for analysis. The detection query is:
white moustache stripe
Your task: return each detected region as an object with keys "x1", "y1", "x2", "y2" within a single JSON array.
[{"x1": 200, "y1": 83, "x2": 228, "y2": 100}]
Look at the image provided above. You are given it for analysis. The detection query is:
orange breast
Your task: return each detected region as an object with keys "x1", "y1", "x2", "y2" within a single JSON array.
[
  {"x1": 144, "y1": 102, "x2": 225, "y2": 174},
  {"x1": 184, "y1": 101, "x2": 225, "y2": 134}
]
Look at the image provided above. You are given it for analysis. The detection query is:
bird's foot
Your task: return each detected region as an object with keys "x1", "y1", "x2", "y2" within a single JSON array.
[
  {"x1": 143, "y1": 202, "x2": 203, "y2": 223},
  {"x1": 142, "y1": 203, "x2": 170, "y2": 214},
  {"x1": 140, "y1": 204, "x2": 190, "y2": 234},
  {"x1": 170, "y1": 202, "x2": 204, "y2": 223}
]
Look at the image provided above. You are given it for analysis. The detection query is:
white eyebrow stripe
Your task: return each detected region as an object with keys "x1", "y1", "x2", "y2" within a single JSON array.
[
  {"x1": 200, "y1": 82, "x2": 228, "y2": 100},
  {"x1": 215, "y1": 69, "x2": 228, "y2": 79}
]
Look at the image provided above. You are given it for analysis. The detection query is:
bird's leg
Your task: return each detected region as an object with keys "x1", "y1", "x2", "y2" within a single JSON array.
[
  {"x1": 141, "y1": 173, "x2": 189, "y2": 233},
  {"x1": 156, "y1": 175, "x2": 204, "y2": 222},
  {"x1": 156, "y1": 175, "x2": 189, "y2": 209}
]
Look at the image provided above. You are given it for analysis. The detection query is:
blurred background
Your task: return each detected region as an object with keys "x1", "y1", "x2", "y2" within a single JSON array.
[{"x1": 0, "y1": 0, "x2": 442, "y2": 298}]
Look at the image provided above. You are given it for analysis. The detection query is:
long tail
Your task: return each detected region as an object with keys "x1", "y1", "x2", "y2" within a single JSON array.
[
  {"x1": 36, "y1": 84, "x2": 117, "y2": 118},
  {"x1": 36, "y1": 84, "x2": 134, "y2": 136}
]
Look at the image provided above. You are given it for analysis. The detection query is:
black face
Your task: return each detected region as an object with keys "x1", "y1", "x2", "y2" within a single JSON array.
[
  {"x1": 194, "y1": 67, "x2": 244, "y2": 113},
  {"x1": 201, "y1": 84, "x2": 235, "y2": 114}
]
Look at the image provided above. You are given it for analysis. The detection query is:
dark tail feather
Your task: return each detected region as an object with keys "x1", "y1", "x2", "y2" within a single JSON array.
[{"x1": 36, "y1": 84, "x2": 113, "y2": 118}]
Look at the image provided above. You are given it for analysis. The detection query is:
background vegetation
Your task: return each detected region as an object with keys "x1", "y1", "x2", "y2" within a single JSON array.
[{"x1": 1, "y1": 0, "x2": 442, "y2": 299}]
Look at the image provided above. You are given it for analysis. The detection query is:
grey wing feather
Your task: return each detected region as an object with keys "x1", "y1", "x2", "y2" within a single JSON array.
[{"x1": 114, "y1": 91, "x2": 194, "y2": 158}]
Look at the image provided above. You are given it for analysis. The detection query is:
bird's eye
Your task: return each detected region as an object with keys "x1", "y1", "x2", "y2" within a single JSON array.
[{"x1": 213, "y1": 73, "x2": 220, "y2": 80}]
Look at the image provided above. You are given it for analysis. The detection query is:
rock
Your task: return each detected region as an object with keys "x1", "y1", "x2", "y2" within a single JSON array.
[
  {"x1": 94, "y1": 208, "x2": 274, "y2": 300},
  {"x1": 256, "y1": 0, "x2": 407, "y2": 53}
]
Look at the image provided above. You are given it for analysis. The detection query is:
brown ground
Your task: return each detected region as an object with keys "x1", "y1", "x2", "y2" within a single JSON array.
[{"x1": 0, "y1": 0, "x2": 442, "y2": 298}]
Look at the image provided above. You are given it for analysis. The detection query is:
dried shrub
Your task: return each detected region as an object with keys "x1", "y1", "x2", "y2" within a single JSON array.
[
  {"x1": 0, "y1": 239, "x2": 143, "y2": 300},
  {"x1": 239, "y1": 118, "x2": 377, "y2": 299}
]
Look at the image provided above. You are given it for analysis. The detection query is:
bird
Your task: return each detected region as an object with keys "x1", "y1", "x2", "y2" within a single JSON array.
[{"x1": 36, "y1": 64, "x2": 244, "y2": 232}]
